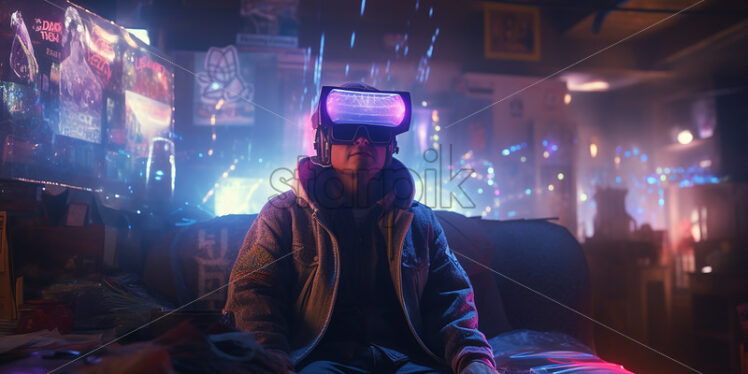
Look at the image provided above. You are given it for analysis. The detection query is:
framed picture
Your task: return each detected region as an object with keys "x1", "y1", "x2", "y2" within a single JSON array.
[{"x1": 484, "y1": 3, "x2": 541, "y2": 61}]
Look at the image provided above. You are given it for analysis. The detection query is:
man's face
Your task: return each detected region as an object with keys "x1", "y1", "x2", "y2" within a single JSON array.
[{"x1": 330, "y1": 134, "x2": 387, "y2": 176}]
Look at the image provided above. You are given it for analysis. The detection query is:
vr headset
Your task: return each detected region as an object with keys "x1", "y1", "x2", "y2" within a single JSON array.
[{"x1": 314, "y1": 85, "x2": 412, "y2": 145}]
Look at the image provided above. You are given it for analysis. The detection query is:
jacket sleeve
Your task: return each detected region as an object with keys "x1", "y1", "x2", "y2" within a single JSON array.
[
  {"x1": 421, "y1": 209, "x2": 496, "y2": 373},
  {"x1": 223, "y1": 206, "x2": 294, "y2": 371}
]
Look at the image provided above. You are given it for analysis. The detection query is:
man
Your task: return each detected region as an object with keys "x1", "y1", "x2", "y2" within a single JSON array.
[{"x1": 224, "y1": 83, "x2": 496, "y2": 373}]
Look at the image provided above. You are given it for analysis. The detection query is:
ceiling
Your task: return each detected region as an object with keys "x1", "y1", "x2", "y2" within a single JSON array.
[{"x1": 73, "y1": 0, "x2": 748, "y2": 89}]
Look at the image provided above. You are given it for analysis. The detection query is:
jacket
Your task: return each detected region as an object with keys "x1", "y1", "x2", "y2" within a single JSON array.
[{"x1": 224, "y1": 156, "x2": 496, "y2": 372}]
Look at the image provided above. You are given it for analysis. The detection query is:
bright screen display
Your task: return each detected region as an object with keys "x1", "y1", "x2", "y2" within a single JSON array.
[{"x1": 0, "y1": 0, "x2": 174, "y2": 199}]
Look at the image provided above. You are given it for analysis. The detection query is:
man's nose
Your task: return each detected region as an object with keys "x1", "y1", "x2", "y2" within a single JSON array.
[{"x1": 353, "y1": 135, "x2": 371, "y2": 145}]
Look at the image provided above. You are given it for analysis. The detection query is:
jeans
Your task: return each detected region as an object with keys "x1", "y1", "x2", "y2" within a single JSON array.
[{"x1": 297, "y1": 344, "x2": 451, "y2": 373}]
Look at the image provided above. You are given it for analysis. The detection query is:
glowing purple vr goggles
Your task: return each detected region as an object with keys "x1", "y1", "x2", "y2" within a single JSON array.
[{"x1": 316, "y1": 86, "x2": 411, "y2": 144}]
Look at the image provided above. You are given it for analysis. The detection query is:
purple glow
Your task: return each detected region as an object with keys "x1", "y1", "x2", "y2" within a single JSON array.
[{"x1": 326, "y1": 89, "x2": 406, "y2": 127}]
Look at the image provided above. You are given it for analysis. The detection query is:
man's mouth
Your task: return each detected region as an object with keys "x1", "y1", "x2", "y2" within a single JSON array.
[{"x1": 350, "y1": 151, "x2": 372, "y2": 158}]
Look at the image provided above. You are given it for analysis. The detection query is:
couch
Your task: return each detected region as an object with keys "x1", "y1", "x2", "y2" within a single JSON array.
[{"x1": 143, "y1": 212, "x2": 631, "y2": 373}]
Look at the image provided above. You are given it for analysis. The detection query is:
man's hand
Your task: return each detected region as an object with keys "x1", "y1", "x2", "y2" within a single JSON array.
[{"x1": 459, "y1": 361, "x2": 499, "y2": 374}]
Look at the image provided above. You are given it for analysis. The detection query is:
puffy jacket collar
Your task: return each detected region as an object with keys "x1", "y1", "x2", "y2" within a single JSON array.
[{"x1": 294, "y1": 156, "x2": 415, "y2": 214}]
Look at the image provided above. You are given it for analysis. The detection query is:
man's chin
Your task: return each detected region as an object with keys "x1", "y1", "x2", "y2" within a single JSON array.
[{"x1": 338, "y1": 161, "x2": 382, "y2": 174}]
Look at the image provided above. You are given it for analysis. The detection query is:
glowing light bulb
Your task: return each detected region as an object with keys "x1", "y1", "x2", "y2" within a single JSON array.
[
  {"x1": 590, "y1": 143, "x2": 598, "y2": 158},
  {"x1": 677, "y1": 130, "x2": 693, "y2": 145}
]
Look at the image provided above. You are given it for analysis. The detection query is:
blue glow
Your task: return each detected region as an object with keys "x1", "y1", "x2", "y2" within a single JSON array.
[
  {"x1": 345, "y1": 63, "x2": 350, "y2": 76},
  {"x1": 350, "y1": 32, "x2": 356, "y2": 48},
  {"x1": 709, "y1": 176, "x2": 719, "y2": 183},
  {"x1": 521, "y1": 142, "x2": 527, "y2": 148},
  {"x1": 155, "y1": 176, "x2": 162, "y2": 181},
  {"x1": 508, "y1": 210, "x2": 516, "y2": 217},
  {"x1": 415, "y1": 0, "x2": 419, "y2": 11},
  {"x1": 525, "y1": 188, "x2": 532, "y2": 195},
  {"x1": 542, "y1": 140, "x2": 548, "y2": 147},
  {"x1": 502, "y1": 149, "x2": 510, "y2": 156},
  {"x1": 658, "y1": 198, "x2": 665, "y2": 206},
  {"x1": 647, "y1": 176, "x2": 656, "y2": 184},
  {"x1": 487, "y1": 180, "x2": 494, "y2": 186},
  {"x1": 429, "y1": 7, "x2": 433, "y2": 17},
  {"x1": 210, "y1": 82, "x2": 221, "y2": 90},
  {"x1": 426, "y1": 45, "x2": 433, "y2": 58},
  {"x1": 258, "y1": 158, "x2": 263, "y2": 163},
  {"x1": 624, "y1": 151, "x2": 631, "y2": 158},
  {"x1": 616, "y1": 146, "x2": 622, "y2": 153},
  {"x1": 404, "y1": 46, "x2": 409, "y2": 56},
  {"x1": 641, "y1": 154, "x2": 648, "y2": 162},
  {"x1": 633, "y1": 147, "x2": 639, "y2": 155},
  {"x1": 616, "y1": 176, "x2": 622, "y2": 183},
  {"x1": 155, "y1": 170, "x2": 164, "y2": 176},
  {"x1": 360, "y1": 0, "x2": 366, "y2": 16},
  {"x1": 487, "y1": 167, "x2": 494, "y2": 174},
  {"x1": 477, "y1": 188, "x2": 483, "y2": 194},
  {"x1": 198, "y1": 152, "x2": 203, "y2": 158},
  {"x1": 551, "y1": 144, "x2": 558, "y2": 151},
  {"x1": 509, "y1": 146, "x2": 516, "y2": 152}
]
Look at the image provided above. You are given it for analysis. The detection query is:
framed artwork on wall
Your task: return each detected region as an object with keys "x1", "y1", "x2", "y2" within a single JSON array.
[{"x1": 484, "y1": 3, "x2": 541, "y2": 61}]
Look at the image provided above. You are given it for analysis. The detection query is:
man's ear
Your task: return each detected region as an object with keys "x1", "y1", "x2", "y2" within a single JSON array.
[{"x1": 385, "y1": 138, "x2": 398, "y2": 167}]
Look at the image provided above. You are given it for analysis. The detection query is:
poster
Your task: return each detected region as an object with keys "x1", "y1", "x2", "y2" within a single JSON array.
[
  {"x1": 125, "y1": 90, "x2": 172, "y2": 160},
  {"x1": 58, "y1": 5, "x2": 104, "y2": 143},
  {"x1": 193, "y1": 46, "x2": 255, "y2": 126},
  {"x1": 124, "y1": 47, "x2": 172, "y2": 103},
  {"x1": 484, "y1": 3, "x2": 541, "y2": 61}
]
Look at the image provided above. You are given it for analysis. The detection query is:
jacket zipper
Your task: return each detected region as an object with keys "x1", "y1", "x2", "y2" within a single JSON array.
[
  {"x1": 295, "y1": 210, "x2": 341, "y2": 363},
  {"x1": 390, "y1": 210, "x2": 443, "y2": 364}
]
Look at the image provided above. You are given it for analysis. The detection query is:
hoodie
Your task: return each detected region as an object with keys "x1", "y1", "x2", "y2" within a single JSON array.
[{"x1": 224, "y1": 156, "x2": 495, "y2": 372}]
